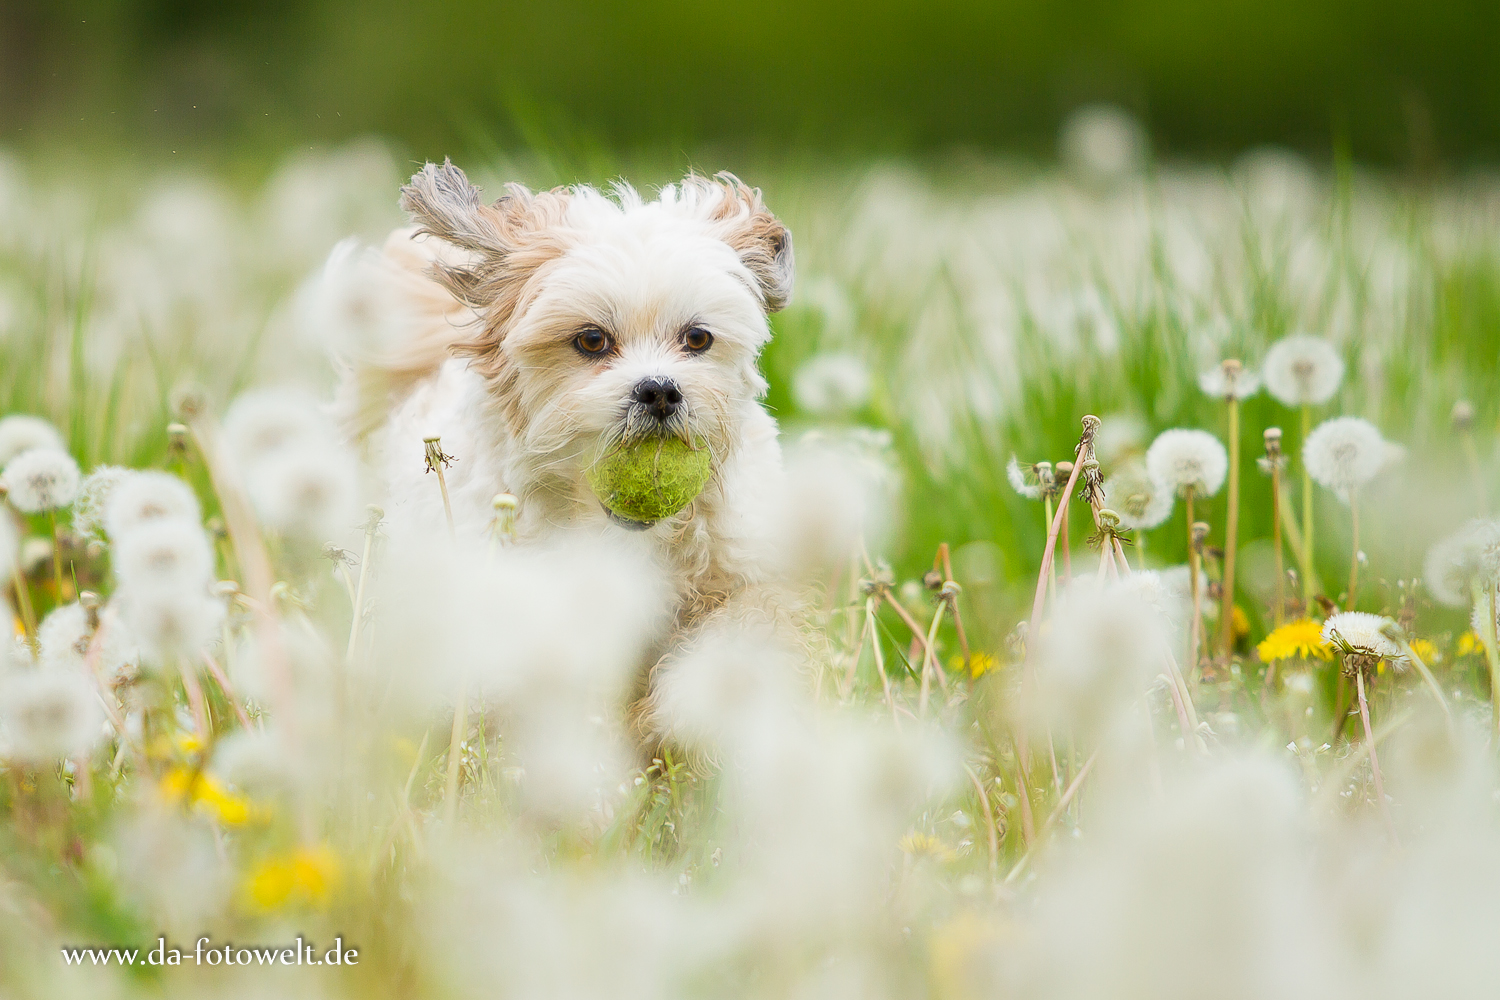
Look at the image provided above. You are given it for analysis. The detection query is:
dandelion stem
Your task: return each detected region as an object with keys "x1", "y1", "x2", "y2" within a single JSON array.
[
  {"x1": 1220, "y1": 396, "x2": 1240, "y2": 661},
  {"x1": 962, "y1": 763, "x2": 1000, "y2": 878},
  {"x1": 346, "y1": 508, "x2": 381, "y2": 665},
  {"x1": 868, "y1": 598, "x2": 900, "y2": 731},
  {"x1": 1400, "y1": 642, "x2": 1452, "y2": 727},
  {"x1": 1355, "y1": 669, "x2": 1397, "y2": 841},
  {"x1": 1478, "y1": 581, "x2": 1500, "y2": 737},
  {"x1": 1346, "y1": 490, "x2": 1360, "y2": 610},
  {"x1": 10, "y1": 558, "x2": 37, "y2": 653},
  {"x1": 1185, "y1": 487, "x2": 1204, "y2": 667},
  {"x1": 180, "y1": 658, "x2": 211, "y2": 738},
  {"x1": 1042, "y1": 496, "x2": 1058, "y2": 604},
  {"x1": 1300, "y1": 403, "x2": 1316, "y2": 603},
  {"x1": 202, "y1": 653, "x2": 253, "y2": 730},
  {"x1": 917, "y1": 597, "x2": 947, "y2": 718},
  {"x1": 424, "y1": 437, "x2": 456, "y2": 540},
  {"x1": 1271, "y1": 460, "x2": 1285, "y2": 626},
  {"x1": 442, "y1": 690, "x2": 468, "y2": 825},
  {"x1": 48, "y1": 510, "x2": 67, "y2": 601}
]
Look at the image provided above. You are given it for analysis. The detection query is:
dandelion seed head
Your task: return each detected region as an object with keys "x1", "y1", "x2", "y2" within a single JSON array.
[
  {"x1": 1423, "y1": 519, "x2": 1500, "y2": 607},
  {"x1": 1263, "y1": 335, "x2": 1344, "y2": 406},
  {"x1": 652, "y1": 623, "x2": 806, "y2": 753},
  {"x1": 0, "y1": 669, "x2": 105, "y2": 764},
  {"x1": 1198, "y1": 361, "x2": 1262, "y2": 401},
  {"x1": 72, "y1": 465, "x2": 132, "y2": 541},
  {"x1": 115, "y1": 589, "x2": 225, "y2": 664},
  {"x1": 112, "y1": 519, "x2": 215, "y2": 594},
  {"x1": 223, "y1": 388, "x2": 336, "y2": 472},
  {"x1": 0, "y1": 414, "x2": 64, "y2": 468},
  {"x1": 103, "y1": 470, "x2": 201, "y2": 540},
  {"x1": 1060, "y1": 104, "x2": 1148, "y2": 182},
  {"x1": 1007, "y1": 455, "x2": 1045, "y2": 500},
  {"x1": 1302, "y1": 417, "x2": 1388, "y2": 496},
  {"x1": 2, "y1": 447, "x2": 80, "y2": 512},
  {"x1": 775, "y1": 430, "x2": 901, "y2": 579},
  {"x1": 246, "y1": 443, "x2": 359, "y2": 542},
  {"x1": 1322, "y1": 612, "x2": 1402, "y2": 661},
  {"x1": 1102, "y1": 463, "x2": 1174, "y2": 529},
  {"x1": 791, "y1": 351, "x2": 872, "y2": 418},
  {"x1": 1145, "y1": 429, "x2": 1228, "y2": 497}
]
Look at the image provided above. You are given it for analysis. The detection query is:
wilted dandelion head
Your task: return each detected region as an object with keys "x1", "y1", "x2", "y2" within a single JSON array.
[
  {"x1": 1262, "y1": 334, "x2": 1344, "y2": 406},
  {"x1": 246, "y1": 443, "x2": 359, "y2": 542},
  {"x1": 71, "y1": 465, "x2": 132, "y2": 541},
  {"x1": 223, "y1": 388, "x2": 335, "y2": 471},
  {"x1": 1145, "y1": 429, "x2": 1228, "y2": 497},
  {"x1": 1006, "y1": 455, "x2": 1048, "y2": 501},
  {"x1": 1101, "y1": 463, "x2": 1174, "y2": 530},
  {"x1": 2, "y1": 447, "x2": 81, "y2": 512},
  {"x1": 103, "y1": 470, "x2": 201, "y2": 540},
  {"x1": 114, "y1": 589, "x2": 225, "y2": 664},
  {"x1": 0, "y1": 669, "x2": 105, "y2": 764},
  {"x1": 1302, "y1": 416, "x2": 1387, "y2": 496},
  {"x1": 1424, "y1": 519, "x2": 1500, "y2": 607},
  {"x1": 0, "y1": 414, "x2": 64, "y2": 468},
  {"x1": 1198, "y1": 359, "x2": 1262, "y2": 401},
  {"x1": 792, "y1": 351, "x2": 872, "y2": 418},
  {"x1": 1322, "y1": 612, "x2": 1403, "y2": 664},
  {"x1": 112, "y1": 519, "x2": 215, "y2": 594}
]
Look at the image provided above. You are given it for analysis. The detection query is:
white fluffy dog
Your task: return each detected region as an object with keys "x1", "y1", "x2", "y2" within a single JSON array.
[{"x1": 333, "y1": 160, "x2": 795, "y2": 701}]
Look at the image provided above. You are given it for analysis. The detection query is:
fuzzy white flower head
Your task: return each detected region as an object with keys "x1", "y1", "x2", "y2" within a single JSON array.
[
  {"x1": 651, "y1": 623, "x2": 807, "y2": 754},
  {"x1": 103, "y1": 470, "x2": 201, "y2": 540},
  {"x1": 0, "y1": 415, "x2": 64, "y2": 468},
  {"x1": 296, "y1": 237, "x2": 412, "y2": 359},
  {"x1": 114, "y1": 590, "x2": 225, "y2": 664},
  {"x1": 1302, "y1": 417, "x2": 1387, "y2": 496},
  {"x1": 246, "y1": 444, "x2": 358, "y2": 541},
  {"x1": 1102, "y1": 463, "x2": 1174, "y2": 530},
  {"x1": 72, "y1": 465, "x2": 132, "y2": 542},
  {"x1": 1423, "y1": 519, "x2": 1500, "y2": 608},
  {"x1": 1145, "y1": 429, "x2": 1228, "y2": 497},
  {"x1": 1321, "y1": 612, "x2": 1403, "y2": 661},
  {"x1": 792, "y1": 351, "x2": 872, "y2": 418},
  {"x1": 0, "y1": 670, "x2": 106, "y2": 763},
  {"x1": 1262, "y1": 335, "x2": 1344, "y2": 406},
  {"x1": 1007, "y1": 455, "x2": 1048, "y2": 501},
  {"x1": 1198, "y1": 360, "x2": 1263, "y2": 401},
  {"x1": 222, "y1": 388, "x2": 336, "y2": 472},
  {"x1": 2, "y1": 447, "x2": 80, "y2": 512},
  {"x1": 37, "y1": 601, "x2": 141, "y2": 681},
  {"x1": 112, "y1": 520, "x2": 215, "y2": 594},
  {"x1": 1060, "y1": 104, "x2": 1148, "y2": 182}
]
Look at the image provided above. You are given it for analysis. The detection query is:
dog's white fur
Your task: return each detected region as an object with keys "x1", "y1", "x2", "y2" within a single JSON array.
[{"x1": 333, "y1": 161, "x2": 794, "y2": 711}]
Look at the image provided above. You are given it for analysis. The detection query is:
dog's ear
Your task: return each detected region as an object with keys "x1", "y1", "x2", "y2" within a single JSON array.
[
  {"x1": 399, "y1": 159, "x2": 571, "y2": 312},
  {"x1": 698, "y1": 173, "x2": 794, "y2": 313}
]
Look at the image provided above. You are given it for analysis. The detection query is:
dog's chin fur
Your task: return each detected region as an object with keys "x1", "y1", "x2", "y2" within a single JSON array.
[{"x1": 334, "y1": 161, "x2": 797, "y2": 740}]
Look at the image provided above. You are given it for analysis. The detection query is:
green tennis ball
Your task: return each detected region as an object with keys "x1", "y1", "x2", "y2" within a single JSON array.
[{"x1": 586, "y1": 436, "x2": 712, "y2": 524}]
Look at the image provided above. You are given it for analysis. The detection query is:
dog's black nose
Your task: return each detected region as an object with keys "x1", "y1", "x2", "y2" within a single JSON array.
[{"x1": 632, "y1": 377, "x2": 683, "y2": 421}]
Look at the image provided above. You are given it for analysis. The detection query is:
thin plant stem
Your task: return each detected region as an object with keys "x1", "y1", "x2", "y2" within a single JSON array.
[
  {"x1": 1185, "y1": 487, "x2": 1204, "y2": 668},
  {"x1": 442, "y1": 690, "x2": 468, "y2": 825},
  {"x1": 346, "y1": 510, "x2": 381, "y2": 664},
  {"x1": 1400, "y1": 642, "x2": 1452, "y2": 726},
  {"x1": 48, "y1": 510, "x2": 66, "y2": 601},
  {"x1": 963, "y1": 763, "x2": 1000, "y2": 878},
  {"x1": 1043, "y1": 496, "x2": 1057, "y2": 605},
  {"x1": 1004, "y1": 745, "x2": 1101, "y2": 885},
  {"x1": 1059, "y1": 499, "x2": 1072, "y2": 582},
  {"x1": 1221, "y1": 397, "x2": 1240, "y2": 661},
  {"x1": 868, "y1": 599, "x2": 900, "y2": 731},
  {"x1": 180, "y1": 659, "x2": 211, "y2": 738},
  {"x1": 1478, "y1": 581, "x2": 1500, "y2": 737},
  {"x1": 1271, "y1": 461, "x2": 1285, "y2": 626},
  {"x1": 917, "y1": 598, "x2": 947, "y2": 718},
  {"x1": 202, "y1": 654, "x2": 253, "y2": 730},
  {"x1": 1301, "y1": 404, "x2": 1316, "y2": 603},
  {"x1": 11, "y1": 559, "x2": 37, "y2": 652},
  {"x1": 1347, "y1": 490, "x2": 1360, "y2": 609},
  {"x1": 1355, "y1": 669, "x2": 1397, "y2": 841}
]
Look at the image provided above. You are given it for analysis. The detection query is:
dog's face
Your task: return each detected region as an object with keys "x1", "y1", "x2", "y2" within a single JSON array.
[{"x1": 400, "y1": 162, "x2": 792, "y2": 520}]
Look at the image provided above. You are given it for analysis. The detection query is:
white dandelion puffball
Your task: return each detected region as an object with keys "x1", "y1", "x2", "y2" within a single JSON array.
[
  {"x1": 1102, "y1": 463, "x2": 1174, "y2": 530},
  {"x1": 1302, "y1": 417, "x2": 1387, "y2": 495},
  {"x1": 38, "y1": 601, "x2": 140, "y2": 680},
  {"x1": 2, "y1": 447, "x2": 81, "y2": 512},
  {"x1": 1322, "y1": 612, "x2": 1402, "y2": 660},
  {"x1": 1198, "y1": 363, "x2": 1262, "y2": 401},
  {"x1": 792, "y1": 352, "x2": 872, "y2": 418},
  {"x1": 1423, "y1": 519, "x2": 1500, "y2": 608},
  {"x1": 115, "y1": 590, "x2": 225, "y2": 663},
  {"x1": 297, "y1": 237, "x2": 411, "y2": 359},
  {"x1": 1145, "y1": 429, "x2": 1228, "y2": 497},
  {"x1": 223, "y1": 388, "x2": 336, "y2": 471},
  {"x1": 1007, "y1": 455, "x2": 1046, "y2": 501},
  {"x1": 112, "y1": 519, "x2": 215, "y2": 594},
  {"x1": 103, "y1": 470, "x2": 201, "y2": 540},
  {"x1": 72, "y1": 465, "x2": 132, "y2": 541},
  {"x1": 1262, "y1": 335, "x2": 1344, "y2": 406},
  {"x1": 245, "y1": 443, "x2": 358, "y2": 541},
  {"x1": 0, "y1": 670, "x2": 106, "y2": 763},
  {"x1": 0, "y1": 414, "x2": 64, "y2": 468},
  {"x1": 1059, "y1": 104, "x2": 1148, "y2": 182},
  {"x1": 0, "y1": 509, "x2": 15, "y2": 574}
]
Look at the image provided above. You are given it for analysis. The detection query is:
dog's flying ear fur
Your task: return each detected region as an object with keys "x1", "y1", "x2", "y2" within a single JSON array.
[{"x1": 695, "y1": 172, "x2": 794, "y2": 312}]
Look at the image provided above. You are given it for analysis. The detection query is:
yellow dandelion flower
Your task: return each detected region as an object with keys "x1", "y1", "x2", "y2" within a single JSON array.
[
  {"x1": 948, "y1": 651, "x2": 998, "y2": 679},
  {"x1": 1231, "y1": 606, "x2": 1250, "y2": 638},
  {"x1": 160, "y1": 766, "x2": 267, "y2": 826},
  {"x1": 244, "y1": 845, "x2": 341, "y2": 911},
  {"x1": 1458, "y1": 630, "x2": 1485, "y2": 657},
  {"x1": 1408, "y1": 638, "x2": 1440, "y2": 665},
  {"x1": 1256, "y1": 619, "x2": 1334, "y2": 662},
  {"x1": 899, "y1": 831, "x2": 949, "y2": 859}
]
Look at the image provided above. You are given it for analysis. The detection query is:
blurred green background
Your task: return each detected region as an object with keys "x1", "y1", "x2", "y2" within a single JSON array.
[{"x1": 4, "y1": 0, "x2": 1497, "y2": 168}]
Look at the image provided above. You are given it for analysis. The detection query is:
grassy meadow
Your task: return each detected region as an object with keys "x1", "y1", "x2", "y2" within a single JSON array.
[{"x1": 3, "y1": 129, "x2": 1500, "y2": 997}]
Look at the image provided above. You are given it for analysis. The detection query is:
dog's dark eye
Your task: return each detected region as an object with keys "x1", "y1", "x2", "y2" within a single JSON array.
[
  {"x1": 574, "y1": 329, "x2": 612, "y2": 356},
  {"x1": 682, "y1": 327, "x2": 714, "y2": 353}
]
